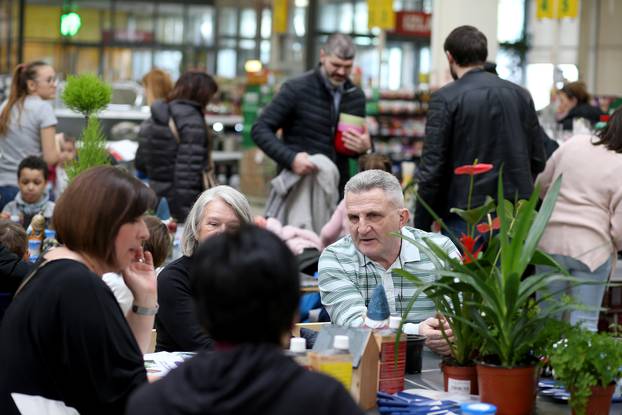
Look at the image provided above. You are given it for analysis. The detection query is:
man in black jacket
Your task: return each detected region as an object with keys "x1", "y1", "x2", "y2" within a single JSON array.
[
  {"x1": 414, "y1": 25, "x2": 546, "y2": 235},
  {"x1": 252, "y1": 33, "x2": 371, "y2": 193}
]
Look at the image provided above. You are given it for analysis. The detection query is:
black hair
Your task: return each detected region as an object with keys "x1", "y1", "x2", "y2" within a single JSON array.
[
  {"x1": 17, "y1": 155, "x2": 48, "y2": 181},
  {"x1": 443, "y1": 25, "x2": 488, "y2": 67},
  {"x1": 191, "y1": 225, "x2": 300, "y2": 344},
  {"x1": 594, "y1": 107, "x2": 622, "y2": 153}
]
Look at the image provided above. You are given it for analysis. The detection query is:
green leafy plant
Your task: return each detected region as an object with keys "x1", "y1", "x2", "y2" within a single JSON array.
[
  {"x1": 61, "y1": 74, "x2": 111, "y2": 117},
  {"x1": 396, "y1": 162, "x2": 579, "y2": 368},
  {"x1": 66, "y1": 116, "x2": 110, "y2": 180},
  {"x1": 61, "y1": 74, "x2": 112, "y2": 181},
  {"x1": 549, "y1": 326, "x2": 622, "y2": 415}
]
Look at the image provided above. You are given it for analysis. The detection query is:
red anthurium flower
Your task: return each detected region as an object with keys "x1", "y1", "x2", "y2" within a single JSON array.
[
  {"x1": 459, "y1": 234, "x2": 482, "y2": 264},
  {"x1": 454, "y1": 163, "x2": 494, "y2": 176},
  {"x1": 476, "y1": 217, "x2": 501, "y2": 234}
]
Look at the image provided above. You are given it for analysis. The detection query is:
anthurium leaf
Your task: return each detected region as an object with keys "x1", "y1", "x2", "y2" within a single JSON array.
[{"x1": 449, "y1": 196, "x2": 495, "y2": 225}]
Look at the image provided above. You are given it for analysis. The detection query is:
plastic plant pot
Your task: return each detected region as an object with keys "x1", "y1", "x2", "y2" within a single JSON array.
[{"x1": 405, "y1": 334, "x2": 426, "y2": 374}]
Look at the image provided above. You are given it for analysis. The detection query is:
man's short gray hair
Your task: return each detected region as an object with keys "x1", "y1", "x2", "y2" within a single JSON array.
[
  {"x1": 344, "y1": 170, "x2": 404, "y2": 207},
  {"x1": 181, "y1": 185, "x2": 253, "y2": 256},
  {"x1": 322, "y1": 33, "x2": 356, "y2": 60}
]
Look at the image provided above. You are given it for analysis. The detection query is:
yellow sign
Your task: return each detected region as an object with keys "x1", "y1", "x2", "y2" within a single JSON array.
[
  {"x1": 558, "y1": 0, "x2": 579, "y2": 18},
  {"x1": 368, "y1": 0, "x2": 395, "y2": 30},
  {"x1": 536, "y1": 0, "x2": 556, "y2": 19},
  {"x1": 536, "y1": 0, "x2": 579, "y2": 19},
  {"x1": 273, "y1": 0, "x2": 288, "y2": 34}
]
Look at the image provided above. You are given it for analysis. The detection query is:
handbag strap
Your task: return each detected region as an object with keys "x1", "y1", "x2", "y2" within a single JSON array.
[
  {"x1": 168, "y1": 117, "x2": 214, "y2": 172},
  {"x1": 14, "y1": 257, "x2": 50, "y2": 297}
]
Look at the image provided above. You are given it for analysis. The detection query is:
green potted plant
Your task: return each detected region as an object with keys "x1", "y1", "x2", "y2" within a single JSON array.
[
  {"x1": 549, "y1": 326, "x2": 622, "y2": 415},
  {"x1": 61, "y1": 73, "x2": 112, "y2": 181},
  {"x1": 398, "y1": 161, "x2": 577, "y2": 414}
]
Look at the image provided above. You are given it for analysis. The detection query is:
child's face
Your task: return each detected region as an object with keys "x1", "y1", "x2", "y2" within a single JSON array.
[
  {"x1": 60, "y1": 141, "x2": 76, "y2": 165},
  {"x1": 18, "y1": 168, "x2": 47, "y2": 204}
]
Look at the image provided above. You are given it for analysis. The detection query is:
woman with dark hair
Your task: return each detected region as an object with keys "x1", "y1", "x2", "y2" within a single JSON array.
[
  {"x1": 0, "y1": 61, "x2": 60, "y2": 210},
  {"x1": 136, "y1": 70, "x2": 218, "y2": 222},
  {"x1": 557, "y1": 81, "x2": 603, "y2": 131},
  {"x1": 0, "y1": 166, "x2": 157, "y2": 414},
  {"x1": 537, "y1": 107, "x2": 622, "y2": 332}
]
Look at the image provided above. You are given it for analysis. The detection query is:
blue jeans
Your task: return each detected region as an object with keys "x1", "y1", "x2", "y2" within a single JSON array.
[
  {"x1": 0, "y1": 185, "x2": 18, "y2": 211},
  {"x1": 536, "y1": 254, "x2": 611, "y2": 332}
]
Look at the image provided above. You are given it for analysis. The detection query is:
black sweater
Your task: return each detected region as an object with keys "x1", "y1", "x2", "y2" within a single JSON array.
[
  {"x1": 251, "y1": 66, "x2": 366, "y2": 191},
  {"x1": 155, "y1": 256, "x2": 213, "y2": 352}
]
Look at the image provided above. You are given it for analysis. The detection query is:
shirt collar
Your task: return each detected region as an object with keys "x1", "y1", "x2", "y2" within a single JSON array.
[{"x1": 357, "y1": 227, "x2": 422, "y2": 268}]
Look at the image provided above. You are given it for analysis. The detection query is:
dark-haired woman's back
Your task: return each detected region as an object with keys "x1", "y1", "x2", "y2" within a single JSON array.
[{"x1": 137, "y1": 99, "x2": 208, "y2": 223}]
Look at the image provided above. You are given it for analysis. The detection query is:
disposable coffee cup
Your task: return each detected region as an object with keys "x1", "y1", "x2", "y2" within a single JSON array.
[{"x1": 334, "y1": 113, "x2": 365, "y2": 156}]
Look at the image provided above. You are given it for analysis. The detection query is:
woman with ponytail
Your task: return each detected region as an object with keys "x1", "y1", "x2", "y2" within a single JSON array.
[{"x1": 0, "y1": 61, "x2": 59, "y2": 210}]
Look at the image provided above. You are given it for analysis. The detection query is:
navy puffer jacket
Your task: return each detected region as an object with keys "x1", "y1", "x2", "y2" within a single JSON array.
[{"x1": 136, "y1": 100, "x2": 207, "y2": 222}]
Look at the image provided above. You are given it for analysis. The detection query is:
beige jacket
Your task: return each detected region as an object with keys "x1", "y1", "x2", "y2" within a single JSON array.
[{"x1": 537, "y1": 134, "x2": 622, "y2": 271}]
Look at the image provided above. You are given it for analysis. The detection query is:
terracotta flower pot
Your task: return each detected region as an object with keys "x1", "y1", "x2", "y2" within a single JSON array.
[
  {"x1": 476, "y1": 363, "x2": 538, "y2": 415},
  {"x1": 442, "y1": 363, "x2": 478, "y2": 395},
  {"x1": 571, "y1": 383, "x2": 616, "y2": 415}
]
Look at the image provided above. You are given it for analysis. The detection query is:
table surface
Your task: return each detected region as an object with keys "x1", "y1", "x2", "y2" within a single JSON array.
[{"x1": 400, "y1": 350, "x2": 622, "y2": 414}]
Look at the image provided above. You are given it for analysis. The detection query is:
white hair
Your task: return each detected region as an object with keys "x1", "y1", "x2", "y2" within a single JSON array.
[
  {"x1": 344, "y1": 169, "x2": 404, "y2": 207},
  {"x1": 322, "y1": 33, "x2": 356, "y2": 60},
  {"x1": 180, "y1": 186, "x2": 253, "y2": 256}
]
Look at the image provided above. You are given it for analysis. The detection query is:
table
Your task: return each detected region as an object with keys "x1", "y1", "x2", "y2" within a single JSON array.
[{"x1": 402, "y1": 350, "x2": 622, "y2": 414}]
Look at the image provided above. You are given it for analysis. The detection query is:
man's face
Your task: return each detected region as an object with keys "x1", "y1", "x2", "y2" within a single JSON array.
[
  {"x1": 320, "y1": 50, "x2": 353, "y2": 87},
  {"x1": 345, "y1": 188, "x2": 409, "y2": 266}
]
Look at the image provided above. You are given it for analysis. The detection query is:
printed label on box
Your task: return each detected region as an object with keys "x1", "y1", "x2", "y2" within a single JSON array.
[{"x1": 447, "y1": 378, "x2": 471, "y2": 395}]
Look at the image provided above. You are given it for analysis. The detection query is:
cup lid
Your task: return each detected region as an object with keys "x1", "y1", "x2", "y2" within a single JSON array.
[{"x1": 460, "y1": 403, "x2": 497, "y2": 414}]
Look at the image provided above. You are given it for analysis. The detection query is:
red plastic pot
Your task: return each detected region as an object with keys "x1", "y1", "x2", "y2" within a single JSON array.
[
  {"x1": 442, "y1": 363, "x2": 478, "y2": 395},
  {"x1": 571, "y1": 383, "x2": 615, "y2": 415},
  {"x1": 477, "y1": 363, "x2": 537, "y2": 415}
]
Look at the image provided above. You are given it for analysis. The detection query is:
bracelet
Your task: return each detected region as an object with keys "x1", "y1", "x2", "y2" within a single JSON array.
[{"x1": 131, "y1": 303, "x2": 159, "y2": 316}]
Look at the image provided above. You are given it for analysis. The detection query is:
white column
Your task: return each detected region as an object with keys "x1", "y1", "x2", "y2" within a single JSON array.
[{"x1": 429, "y1": 0, "x2": 498, "y2": 88}]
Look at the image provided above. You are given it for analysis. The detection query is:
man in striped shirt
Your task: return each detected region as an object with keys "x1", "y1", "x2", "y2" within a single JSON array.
[{"x1": 318, "y1": 170, "x2": 460, "y2": 355}]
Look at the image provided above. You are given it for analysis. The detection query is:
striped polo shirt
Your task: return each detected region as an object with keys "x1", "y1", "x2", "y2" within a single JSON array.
[{"x1": 318, "y1": 226, "x2": 460, "y2": 327}]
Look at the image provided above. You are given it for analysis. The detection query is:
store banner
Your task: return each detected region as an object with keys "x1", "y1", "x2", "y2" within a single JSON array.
[
  {"x1": 558, "y1": 0, "x2": 579, "y2": 18},
  {"x1": 392, "y1": 11, "x2": 431, "y2": 37},
  {"x1": 273, "y1": 0, "x2": 288, "y2": 34},
  {"x1": 536, "y1": 0, "x2": 556, "y2": 19},
  {"x1": 368, "y1": 0, "x2": 395, "y2": 30}
]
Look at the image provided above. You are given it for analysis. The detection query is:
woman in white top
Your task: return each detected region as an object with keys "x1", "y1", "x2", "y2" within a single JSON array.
[
  {"x1": 0, "y1": 61, "x2": 60, "y2": 210},
  {"x1": 536, "y1": 107, "x2": 622, "y2": 331}
]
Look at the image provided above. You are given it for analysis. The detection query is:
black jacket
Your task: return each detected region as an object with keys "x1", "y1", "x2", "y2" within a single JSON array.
[
  {"x1": 126, "y1": 343, "x2": 364, "y2": 415},
  {"x1": 251, "y1": 66, "x2": 366, "y2": 191},
  {"x1": 414, "y1": 69, "x2": 547, "y2": 230},
  {"x1": 136, "y1": 100, "x2": 208, "y2": 222},
  {"x1": 559, "y1": 103, "x2": 603, "y2": 131},
  {"x1": 0, "y1": 244, "x2": 32, "y2": 321}
]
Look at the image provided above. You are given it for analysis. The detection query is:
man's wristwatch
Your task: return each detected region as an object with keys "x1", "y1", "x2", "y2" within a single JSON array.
[{"x1": 131, "y1": 303, "x2": 159, "y2": 316}]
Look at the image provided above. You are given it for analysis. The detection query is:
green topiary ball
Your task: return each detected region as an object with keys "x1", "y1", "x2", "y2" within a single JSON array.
[{"x1": 61, "y1": 74, "x2": 112, "y2": 116}]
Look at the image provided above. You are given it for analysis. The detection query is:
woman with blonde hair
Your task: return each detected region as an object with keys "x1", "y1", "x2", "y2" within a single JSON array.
[
  {"x1": 0, "y1": 61, "x2": 59, "y2": 209},
  {"x1": 142, "y1": 68, "x2": 173, "y2": 106}
]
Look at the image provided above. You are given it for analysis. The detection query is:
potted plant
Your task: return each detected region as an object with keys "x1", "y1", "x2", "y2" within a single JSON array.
[
  {"x1": 397, "y1": 161, "x2": 577, "y2": 414},
  {"x1": 548, "y1": 326, "x2": 622, "y2": 415}
]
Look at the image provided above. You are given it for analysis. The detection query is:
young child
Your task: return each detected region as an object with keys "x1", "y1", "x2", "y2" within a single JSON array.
[
  {"x1": 0, "y1": 220, "x2": 31, "y2": 321},
  {"x1": 103, "y1": 215, "x2": 171, "y2": 315},
  {"x1": 1, "y1": 156, "x2": 55, "y2": 230},
  {"x1": 53, "y1": 134, "x2": 76, "y2": 198}
]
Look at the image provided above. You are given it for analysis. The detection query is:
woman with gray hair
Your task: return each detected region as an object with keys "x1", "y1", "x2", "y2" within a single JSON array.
[{"x1": 155, "y1": 186, "x2": 252, "y2": 352}]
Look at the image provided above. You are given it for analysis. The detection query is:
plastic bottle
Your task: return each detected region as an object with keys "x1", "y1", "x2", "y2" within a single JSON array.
[
  {"x1": 311, "y1": 335, "x2": 353, "y2": 390},
  {"x1": 287, "y1": 337, "x2": 310, "y2": 369},
  {"x1": 376, "y1": 315, "x2": 406, "y2": 394},
  {"x1": 27, "y1": 213, "x2": 45, "y2": 262}
]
